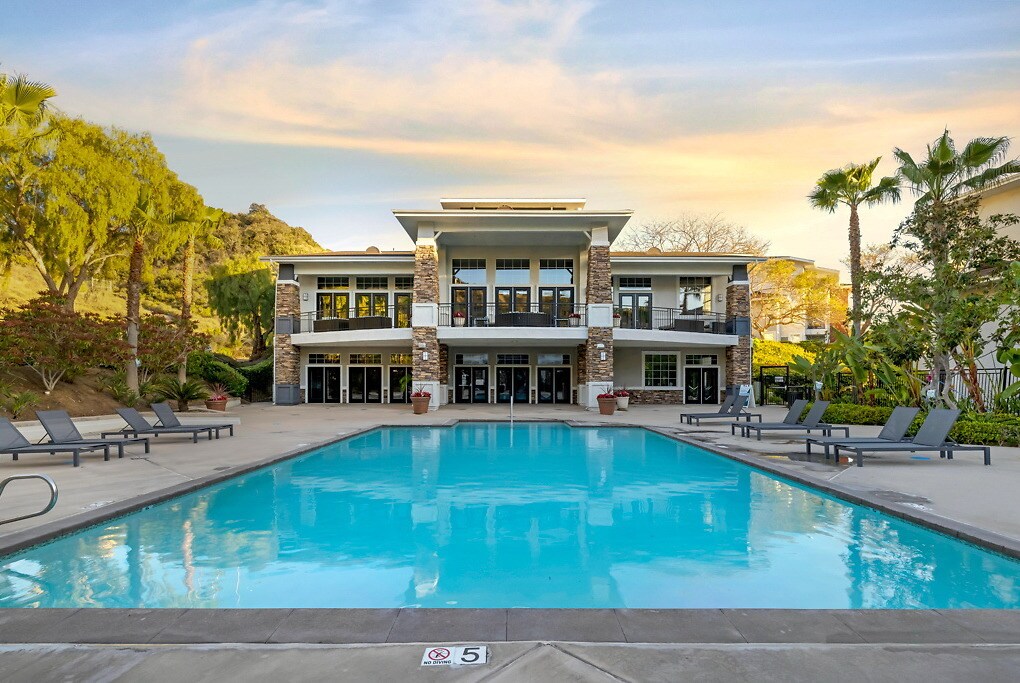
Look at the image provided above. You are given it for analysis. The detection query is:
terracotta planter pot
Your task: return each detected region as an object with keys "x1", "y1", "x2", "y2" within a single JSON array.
[
  {"x1": 615, "y1": 396, "x2": 629, "y2": 411},
  {"x1": 597, "y1": 397, "x2": 617, "y2": 416},
  {"x1": 204, "y1": 399, "x2": 227, "y2": 411},
  {"x1": 411, "y1": 396, "x2": 431, "y2": 414}
]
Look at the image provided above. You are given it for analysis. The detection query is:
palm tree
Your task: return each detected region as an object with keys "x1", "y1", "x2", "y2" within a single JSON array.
[
  {"x1": 809, "y1": 158, "x2": 901, "y2": 337},
  {"x1": 177, "y1": 205, "x2": 223, "y2": 382},
  {"x1": 0, "y1": 71, "x2": 56, "y2": 127},
  {"x1": 894, "y1": 130, "x2": 1020, "y2": 207}
]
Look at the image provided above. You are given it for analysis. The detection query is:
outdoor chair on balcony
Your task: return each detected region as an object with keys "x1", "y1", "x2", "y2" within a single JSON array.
[
  {"x1": 35, "y1": 410, "x2": 150, "y2": 459},
  {"x1": 683, "y1": 394, "x2": 760, "y2": 425},
  {"x1": 102, "y1": 407, "x2": 222, "y2": 443},
  {"x1": 0, "y1": 417, "x2": 111, "y2": 468},
  {"x1": 801, "y1": 406, "x2": 920, "y2": 459},
  {"x1": 151, "y1": 402, "x2": 235, "y2": 437},
  {"x1": 736, "y1": 400, "x2": 849, "y2": 440},
  {"x1": 829, "y1": 409, "x2": 990, "y2": 467}
]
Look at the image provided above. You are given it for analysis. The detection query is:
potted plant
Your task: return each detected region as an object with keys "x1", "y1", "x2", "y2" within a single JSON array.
[
  {"x1": 205, "y1": 383, "x2": 230, "y2": 411},
  {"x1": 410, "y1": 386, "x2": 432, "y2": 414},
  {"x1": 568, "y1": 312, "x2": 582, "y2": 327},
  {"x1": 453, "y1": 311, "x2": 466, "y2": 327},
  {"x1": 154, "y1": 378, "x2": 208, "y2": 412},
  {"x1": 614, "y1": 388, "x2": 630, "y2": 411},
  {"x1": 612, "y1": 312, "x2": 621, "y2": 328},
  {"x1": 596, "y1": 391, "x2": 617, "y2": 416}
]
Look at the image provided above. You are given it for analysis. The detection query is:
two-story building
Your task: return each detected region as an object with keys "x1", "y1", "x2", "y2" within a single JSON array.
[{"x1": 266, "y1": 198, "x2": 758, "y2": 409}]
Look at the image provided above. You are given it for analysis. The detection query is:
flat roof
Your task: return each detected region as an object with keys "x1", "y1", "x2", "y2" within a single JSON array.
[{"x1": 439, "y1": 198, "x2": 587, "y2": 210}]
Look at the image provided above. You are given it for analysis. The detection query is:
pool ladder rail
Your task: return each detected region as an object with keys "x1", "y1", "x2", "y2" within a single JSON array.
[{"x1": 0, "y1": 474, "x2": 58, "y2": 526}]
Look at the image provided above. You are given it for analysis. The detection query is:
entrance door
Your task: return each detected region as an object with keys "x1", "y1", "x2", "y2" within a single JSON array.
[
  {"x1": 455, "y1": 367, "x2": 489, "y2": 403},
  {"x1": 349, "y1": 367, "x2": 383, "y2": 403},
  {"x1": 537, "y1": 367, "x2": 571, "y2": 404},
  {"x1": 539, "y1": 287, "x2": 575, "y2": 325},
  {"x1": 496, "y1": 367, "x2": 530, "y2": 404},
  {"x1": 389, "y1": 367, "x2": 412, "y2": 403},
  {"x1": 684, "y1": 367, "x2": 720, "y2": 405},
  {"x1": 618, "y1": 293, "x2": 652, "y2": 329},
  {"x1": 452, "y1": 287, "x2": 487, "y2": 326},
  {"x1": 307, "y1": 367, "x2": 343, "y2": 403}
]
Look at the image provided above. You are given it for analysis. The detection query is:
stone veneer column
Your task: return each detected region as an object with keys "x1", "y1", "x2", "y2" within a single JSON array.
[
  {"x1": 273, "y1": 272, "x2": 302, "y2": 405},
  {"x1": 725, "y1": 264, "x2": 753, "y2": 394},
  {"x1": 581, "y1": 225, "x2": 615, "y2": 408},
  {"x1": 411, "y1": 225, "x2": 441, "y2": 409}
]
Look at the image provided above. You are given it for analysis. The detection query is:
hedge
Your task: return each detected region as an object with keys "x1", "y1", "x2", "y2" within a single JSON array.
[
  {"x1": 186, "y1": 352, "x2": 248, "y2": 396},
  {"x1": 816, "y1": 402, "x2": 1020, "y2": 447},
  {"x1": 236, "y1": 357, "x2": 272, "y2": 396}
]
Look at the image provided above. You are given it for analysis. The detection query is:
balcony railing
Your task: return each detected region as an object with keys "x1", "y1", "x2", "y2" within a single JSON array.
[
  {"x1": 614, "y1": 306, "x2": 735, "y2": 334},
  {"x1": 296, "y1": 306, "x2": 411, "y2": 333},
  {"x1": 438, "y1": 303, "x2": 587, "y2": 328}
]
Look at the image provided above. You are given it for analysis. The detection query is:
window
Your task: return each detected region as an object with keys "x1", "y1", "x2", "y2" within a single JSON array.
[
  {"x1": 308, "y1": 353, "x2": 343, "y2": 364},
  {"x1": 685, "y1": 354, "x2": 718, "y2": 366},
  {"x1": 618, "y1": 277, "x2": 652, "y2": 289},
  {"x1": 317, "y1": 276, "x2": 349, "y2": 290},
  {"x1": 496, "y1": 287, "x2": 531, "y2": 313},
  {"x1": 455, "y1": 353, "x2": 489, "y2": 365},
  {"x1": 497, "y1": 354, "x2": 529, "y2": 365},
  {"x1": 349, "y1": 353, "x2": 382, "y2": 364},
  {"x1": 537, "y1": 353, "x2": 570, "y2": 365},
  {"x1": 389, "y1": 353, "x2": 413, "y2": 365},
  {"x1": 355, "y1": 276, "x2": 388, "y2": 290},
  {"x1": 644, "y1": 354, "x2": 678, "y2": 387},
  {"x1": 394, "y1": 276, "x2": 414, "y2": 290},
  {"x1": 394, "y1": 293, "x2": 411, "y2": 328},
  {"x1": 678, "y1": 277, "x2": 712, "y2": 314},
  {"x1": 495, "y1": 259, "x2": 530, "y2": 285},
  {"x1": 316, "y1": 292, "x2": 349, "y2": 318},
  {"x1": 539, "y1": 259, "x2": 574, "y2": 285},
  {"x1": 452, "y1": 259, "x2": 486, "y2": 285},
  {"x1": 355, "y1": 292, "x2": 388, "y2": 317}
]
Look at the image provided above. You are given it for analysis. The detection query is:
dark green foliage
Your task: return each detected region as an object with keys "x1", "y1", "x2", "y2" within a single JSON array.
[
  {"x1": 235, "y1": 357, "x2": 272, "y2": 396},
  {"x1": 153, "y1": 377, "x2": 208, "y2": 412},
  {"x1": 186, "y1": 352, "x2": 247, "y2": 396},
  {"x1": 816, "y1": 402, "x2": 1020, "y2": 446}
]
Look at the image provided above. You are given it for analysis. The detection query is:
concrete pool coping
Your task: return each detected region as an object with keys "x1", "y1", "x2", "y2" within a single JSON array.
[{"x1": 1, "y1": 418, "x2": 1018, "y2": 646}]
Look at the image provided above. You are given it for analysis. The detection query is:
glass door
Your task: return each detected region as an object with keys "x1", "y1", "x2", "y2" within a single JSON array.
[
  {"x1": 325, "y1": 368, "x2": 342, "y2": 402},
  {"x1": 496, "y1": 287, "x2": 530, "y2": 313},
  {"x1": 394, "y1": 293, "x2": 411, "y2": 328},
  {"x1": 355, "y1": 293, "x2": 388, "y2": 318},
  {"x1": 496, "y1": 367, "x2": 530, "y2": 404},
  {"x1": 389, "y1": 367, "x2": 412, "y2": 403},
  {"x1": 539, "y1": 287, "x2": 575, "y2": 325},
  {"x1": 348, "y1": 367, "x2": 365, "y2": 403},
  {"x1": 472, "y1": 368, "x2": 488, "y2": 403},
  {"x1": 684, "y1": 367, "x2": 719, "y2": 404},
  {"x1": 455, "y1": 367, "x2": 488, "y2": 403},
  {"x1": 308, "y1": 367, "x2": 343, "y2": 403},
  {"x1": 316, "y1": 292, "x2": 349, "y2": 319},
  {"x1": 537, "y1": 367, "x2": 571, "y2": 404},
  {"x1": 365, "y1": 367, "x2": 382, "y2": 403},
  {"x1": 618, "y1": 292, "x2": 652, "y2": 329},
  {"x1": 452, "y1": 287, "x2": 487, "y2": 326}
]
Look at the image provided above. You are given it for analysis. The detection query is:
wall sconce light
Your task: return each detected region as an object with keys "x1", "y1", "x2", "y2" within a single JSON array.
[
  {"x1": 302, "y1": 293, "x2": 309, "y2": 301},
  {"x1": 596, "y1": 343, "x2": 605, "y2": 349},
  {"x1": 715, "y1": 294, "x2": 723, "y2": 303},
  {"x1": 417, "y1": 342, "x2": 427, "y2": 349},
  {"x1": 422, "y1": 351, "x2": 430, "y2": 361},
  {"x1": 600, "y1": 351, "x2": 607, "y2": 361}
]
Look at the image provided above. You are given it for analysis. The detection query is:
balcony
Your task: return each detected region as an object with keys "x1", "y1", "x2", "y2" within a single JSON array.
[
  {"x1": 287, "y1": 307, "x2": 414, "y2": 346},
  {"x1": 438, "y1": 303, "x2": 587, "y2": 328},
  {"x1": 615, "y1": 307, "x2": 730, "y2": 334}
]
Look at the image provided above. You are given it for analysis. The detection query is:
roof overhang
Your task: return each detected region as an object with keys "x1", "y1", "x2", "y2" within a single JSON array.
[
  {"x1": 609, "y1": 255, "x2": 766, "y2": 266},
  {"x1": 393, "y1": 210, "x2": 633, "y2": 246},
  {"x1": 261, "y1": 254, "x2": 415, "y2": 264}
]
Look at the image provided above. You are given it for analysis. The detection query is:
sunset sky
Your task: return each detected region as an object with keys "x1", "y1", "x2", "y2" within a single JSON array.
[{"x1": 4, "y1": 0, "x2": 1019, "y2": 269}]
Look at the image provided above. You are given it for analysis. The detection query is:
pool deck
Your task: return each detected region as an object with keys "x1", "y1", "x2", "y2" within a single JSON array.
[{"x1": 1, "y1": 403, "x2": 1019, "y2": 679}]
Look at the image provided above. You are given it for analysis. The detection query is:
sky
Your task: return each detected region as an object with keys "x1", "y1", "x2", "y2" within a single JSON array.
[{"x1": 3, "y1": 0, "x2": 1020, "y2": 270}]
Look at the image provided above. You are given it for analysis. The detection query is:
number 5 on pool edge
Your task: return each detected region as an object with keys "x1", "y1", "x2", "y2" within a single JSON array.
[{"x1": 456, "y1": 646, "x2": 486, "y2": 664}]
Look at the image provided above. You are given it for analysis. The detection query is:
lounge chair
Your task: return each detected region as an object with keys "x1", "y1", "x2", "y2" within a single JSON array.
[
  {"x1": 738, "y1": 400, "x2": 849, "y2": 440},
  {"x1": 681, "y1": 393, "x2": 736, "y2": 424},
  {"x1": 801, "y1": 406, "x2": 920, "y2": 458},
  {"x1": 151, "y1": 402, "x2": 235, "y2": 437},
  {"x1": 35, "y1": 410, "x2": 150, "y2": 458},
  {"x1": 0, "y1": 417, "x2": 111, "y2": 468},
  {"x1": 832, "y1": 408, "x2": 990, "y2": 467},
  {"x1": 730, "y1": 399, "x2": 808, "y2": 436},
  {"x1": 683, "y1": 394, "x2": 761, "y2": 425},
  {"x1": 101, "y1": 408, "x2": 218, "y2": 443}
]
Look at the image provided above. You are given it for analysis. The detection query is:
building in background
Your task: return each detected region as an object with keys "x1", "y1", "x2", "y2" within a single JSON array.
[{"x1": 749, "y1": 256, "x2": 845, "y2": 343}]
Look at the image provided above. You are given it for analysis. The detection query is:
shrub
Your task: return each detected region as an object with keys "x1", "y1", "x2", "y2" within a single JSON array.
[
  {"x1": 187, "y1": 352, "x2": 248, "y2": 396},
  {"x1": 817, "y1": 402, "x2": 1020, "y2": 446},
  {"x1": 236, "y1": 357, "x2": 272, "y2": 396},
  {"x1": 102, "y1": 371, "x2": 140, "y2": 407},
  {"x1": 819, "y1": 403, "x2": 894, "y2": 426},
  {"x1": 154, "y1": 378, "x2": 208, "y2": 412},
  {"x1": 1, "y1": 390, "x2": 40, "y2": 420}
]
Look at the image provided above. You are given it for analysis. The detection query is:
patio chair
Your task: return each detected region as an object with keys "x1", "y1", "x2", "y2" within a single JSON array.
[
  {"x1": 151, "y1": 402, "x2": 235, "y2": 437},
  {"x1": 730, "y1": 399, "x2": 807, "y2": 435},
  {"x1": 738, "y1": 400, "x2": 848, "y2": 440},
  {"x1": 681, "y1": 393, "x2": 736, "y2": 424},
  {"x1": 35, "y1": 410, "x2": 150, "y2": 459},
  {"x1": 0, "y1": 417, "x2": 111, "y2": 468},
  {"x1": 684, "y1": 394, "x2": 761, "y2": 426},
  {"x1": 801, "y1": 406, "x2": 920, "y2": 458},
  {"x1": 101, "y1": 408, "x2": 217, "y2": 444},
  {"x1": 831, "y1": 408, "x2": 990, "y2": 467}
]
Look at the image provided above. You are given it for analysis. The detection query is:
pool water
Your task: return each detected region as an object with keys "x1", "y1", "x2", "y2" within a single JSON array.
[{"x1": 1, "y1": 423, "x2": 1017, "y2": 609}]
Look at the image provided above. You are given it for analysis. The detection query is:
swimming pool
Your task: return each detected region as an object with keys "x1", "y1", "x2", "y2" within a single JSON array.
[{"x1": 1, "y1": 422, "x2": 1017, "y2": 609}]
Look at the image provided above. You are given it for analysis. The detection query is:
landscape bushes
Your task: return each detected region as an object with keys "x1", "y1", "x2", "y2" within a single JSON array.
[
  {"x1": 817, "y1": 403, "x2": 1020, "y2": 447},
  {"x1": 186, "y1": 352, "x2": 248, "y2": 397}
]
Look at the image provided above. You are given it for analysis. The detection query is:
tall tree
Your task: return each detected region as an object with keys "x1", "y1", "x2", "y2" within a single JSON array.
[
  {"x1": 614, "y1": 212, "x2": 770, "y2": 254},
  {"x1": 206, "y1": 257, "x2": 275, "y2": 360},
  {"x1": 178, "y1": 205, "x2": 222, "y2": 382},
  {"x1": 1, "y1": 116, "x2": 137, "y2": 310},
  {"x1": 749, "y1": 259, "x2": 847, "y2": 339},
  {"x1": 808, "y1": 157, "x2": 900, "y2": 337}
]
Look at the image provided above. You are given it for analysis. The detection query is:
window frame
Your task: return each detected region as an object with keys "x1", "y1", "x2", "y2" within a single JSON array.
[{"x1": 642, "y1": 352, "x2": 680, "y2": 389}]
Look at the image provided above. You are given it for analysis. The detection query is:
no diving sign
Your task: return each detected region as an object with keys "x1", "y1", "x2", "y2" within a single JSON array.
[{"x1": 421, "y1": 645, "x2": 488, "y2": 667}]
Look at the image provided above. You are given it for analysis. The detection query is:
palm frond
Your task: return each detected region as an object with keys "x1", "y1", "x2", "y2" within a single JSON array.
[
  {"x1": 959, "y1": 136, "x2": 1010, "y2": 170},
  {"x1": 0, "y1": 72, "x2": 57, "y2": 127},
  {"x1": 960, "y1": 163, "x2": 1020, "y2": 191}
]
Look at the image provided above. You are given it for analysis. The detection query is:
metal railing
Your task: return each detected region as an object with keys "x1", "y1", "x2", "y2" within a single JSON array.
[
  {"x1": 439, "y1": 303, "x2": 587, "y2": 328},
  {"x1": 0, "y1": 474, "x2": 58, "y2": 526},
  {"x1": 297, "y1": 306, "x2": 412, "y2": 333},
  {"x1": 614, "y1": 306, "x2": 730, "y2": 334}
]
